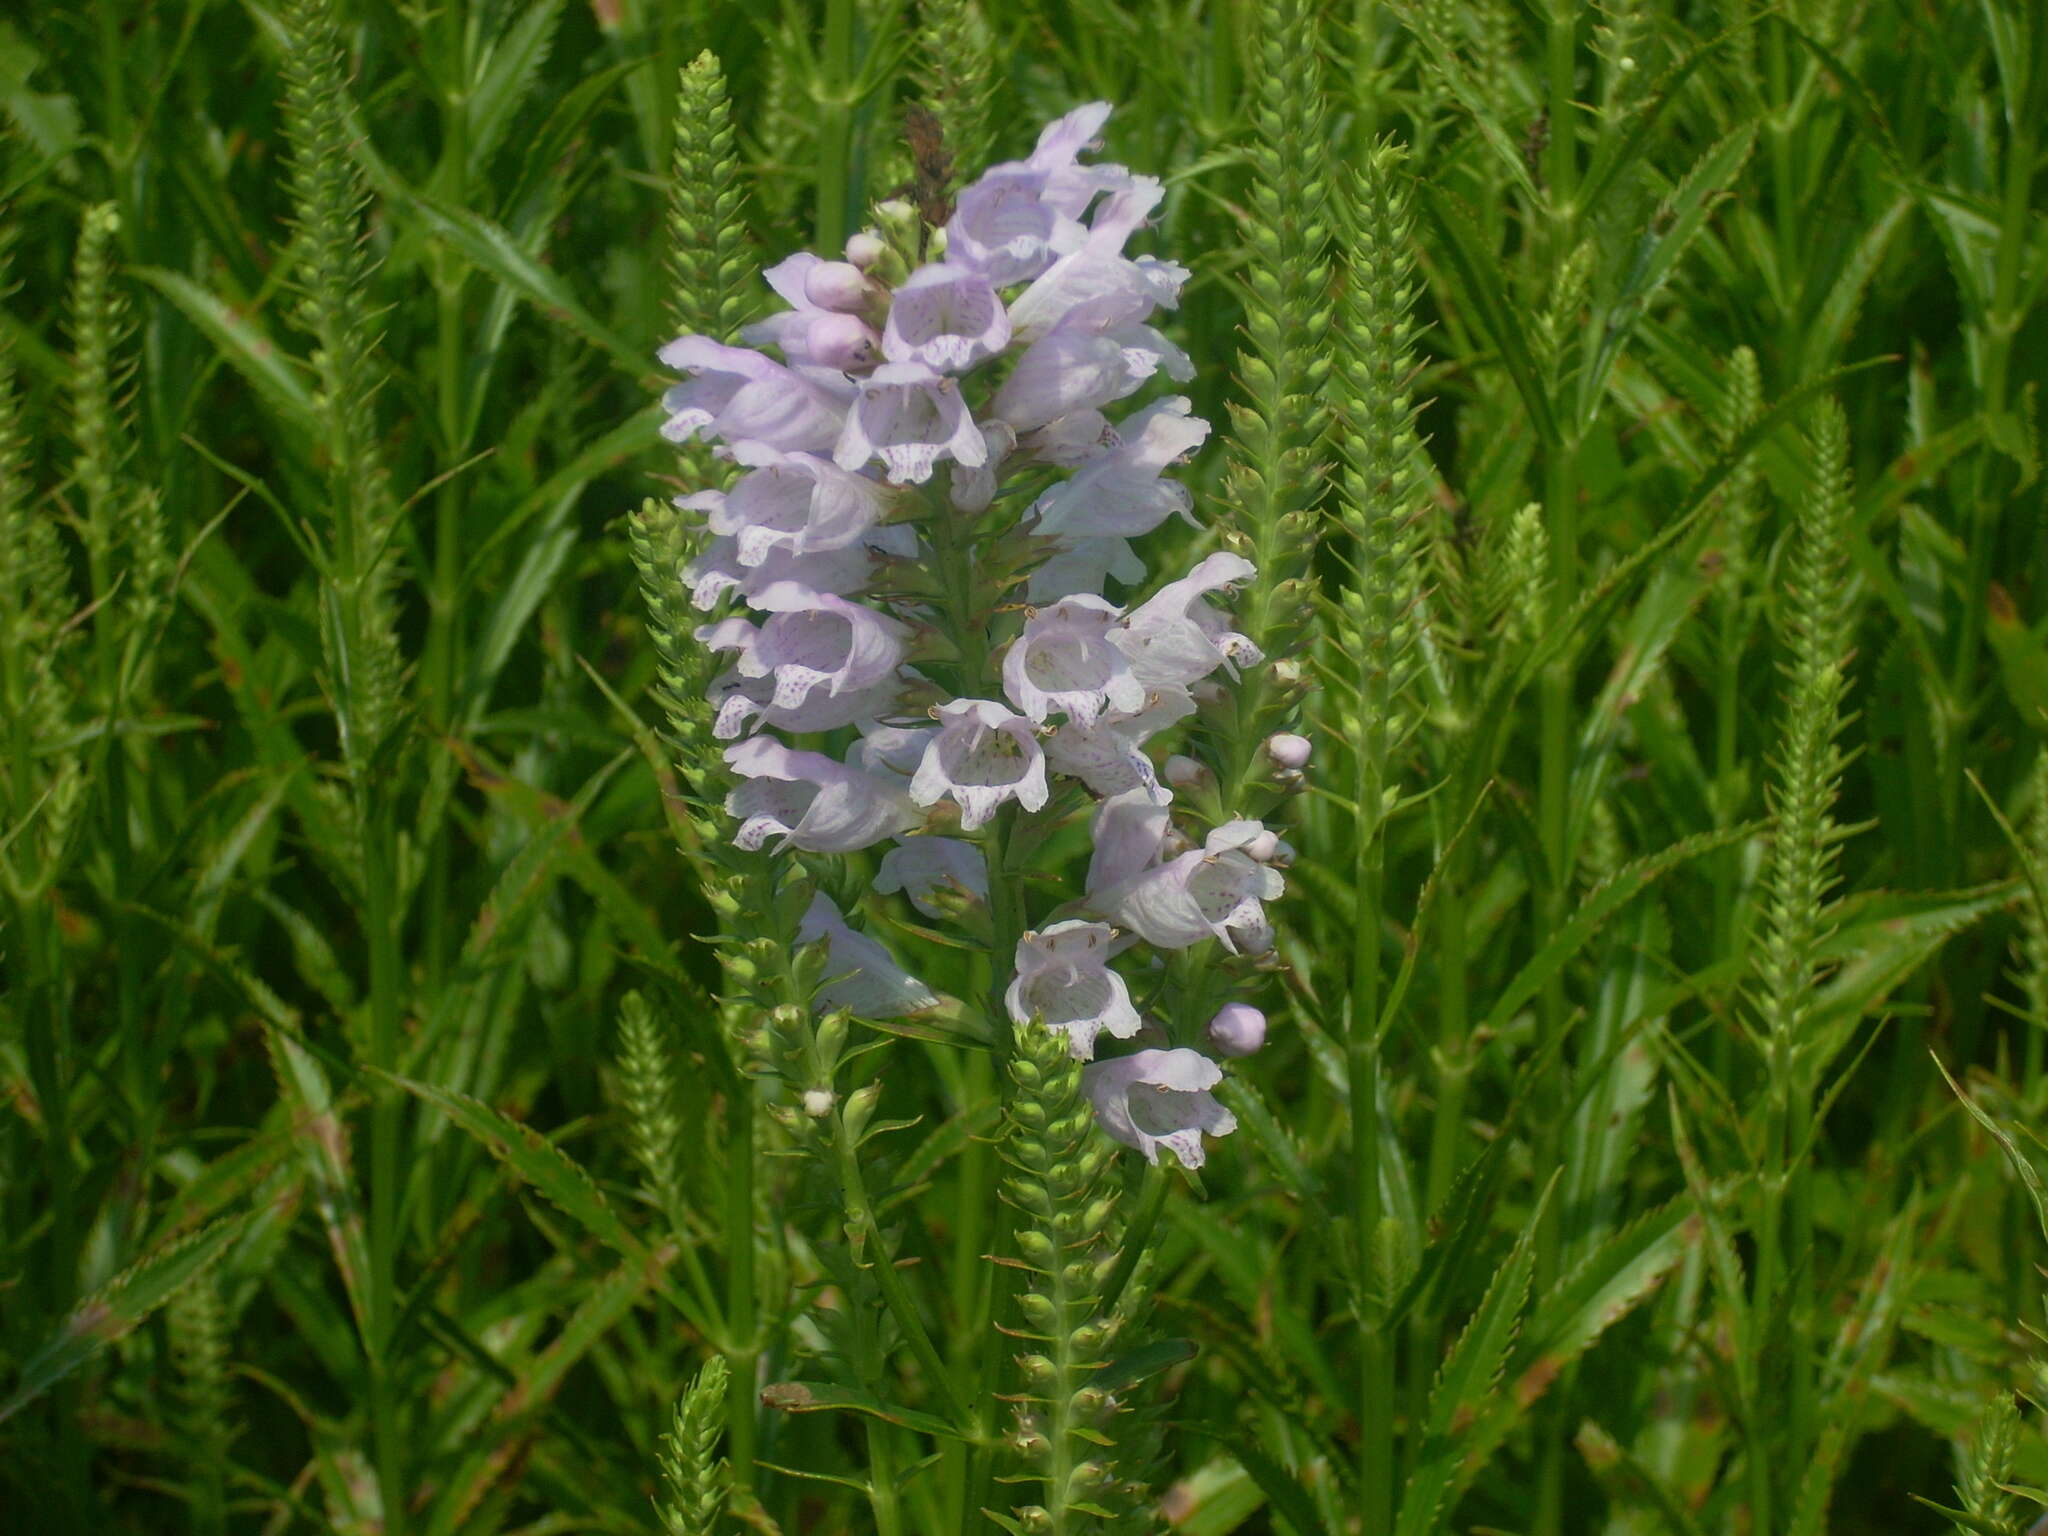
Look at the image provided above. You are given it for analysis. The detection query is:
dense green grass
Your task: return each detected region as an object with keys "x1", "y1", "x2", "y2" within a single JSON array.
[{"x1": 3, "y1": 1, "x2": 2047, "y2": 1532}]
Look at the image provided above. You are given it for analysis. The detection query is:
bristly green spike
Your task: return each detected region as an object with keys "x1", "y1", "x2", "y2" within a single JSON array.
[
  {"x1": 657, "y1": 1355, "x2": 731, "y2": 1535},
  {"x1": 1328, "y1": 139, "x2": 1430, "y2": 785},
  {"x1": 2020, "y1": 750, "x2": 2048, "y2": 1047},
  {"x1": 67, "y1": 201, "x2": 168, "y2": 684},
  {"x1": 0, "y1": 226, "x2": 82, "y2": 899},
  {"x1": 1215, "y1": 0, "x2": 1334, "y2": 791},
  {"x1": 916, "y1": 0, "x2": 997, "y2": 188},
  {"x1": 1002, "y1": 1022, "x2": 1131, "y2": 1534},
  {"x1": 667, "y1": 51, "x2": 754, "y2": 346},
  {"x1": 279, "y1": 0, "x2": 404, "y2": 787},
  {"x1": 1755, "y1": 396, "x2": 1855, "y2": 1057},
  {"x1": 169, "y1": 1271, "x2": 235, "y2": 1534},
  {"x1": 616, "y1": 990, "x2": 686, "y2": 1231}
]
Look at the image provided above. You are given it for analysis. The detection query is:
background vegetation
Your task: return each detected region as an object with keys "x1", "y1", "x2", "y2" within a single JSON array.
[{"x1": 2, "y1": 0, "x2": 2046, "y2": 1532}]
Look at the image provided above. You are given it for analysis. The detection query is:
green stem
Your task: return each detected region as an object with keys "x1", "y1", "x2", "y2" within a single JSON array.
[
  {"x1": 832, "y1": 1114, "x2": 968, "y2": 1423},
  {"x1": 814, "y1": 0, "x2": 856, "y2": 256},
  {"x1": 725, "y1": 1071, "x2": 759, "y2": 1493}
]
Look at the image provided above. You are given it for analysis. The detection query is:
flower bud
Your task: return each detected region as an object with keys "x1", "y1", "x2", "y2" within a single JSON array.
[
  {"x1": 807, "y1": 312, "x2": 882, "y2": 370},
  {"x1": 1207, "y1": 1002, "x2": 1266, "y2": 1057},
  {"x1": 1163, "y1": 754, "x2": 1209, "y2": 790},
  {"x1": 804, "y1": 260, "x2": 876, "y2": 313},
  {"x1": 1245, "y1": 829, "x2": 1281, "y2": 862},
  {"x1": 844, "y1": 230, "x2": 886, "y2": 269},
  {"x1": 841, "y1": 1080, "x2": 883, "y2": 1139},
  {"x1": 802, "y1": 1088, "x2": 836, "y2": 1117},
  {"x1": 1265, "y1": 732, "x2": 1312, "y2": 770}
]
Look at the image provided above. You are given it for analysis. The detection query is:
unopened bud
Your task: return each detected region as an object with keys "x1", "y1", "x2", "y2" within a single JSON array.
[
  {"x1": 1163, "y1": 754, "x2": 1209, "y2": 789},
  {"x1": 1246, "y1": 829, "x2": 1281, "y2": 862},
  {"x1": 1265, "y1": 732, "x2": 1312, "y2": 770},
  {"x1": 841, "y1": 1081, "x2": 883, "y2": 1139},
  {"x1": 802, "y1": 1088, "x2": 836, "y2": 1117},
  {"x1": 844, "y1": 230, "x2": 886, "y2": 269},
  {"x1": 1208, "y1": 1002, "x2": 1267, "y2": 1057},
  {"x1": 807, "y1": 313, "x2": 882, "y2": 370},
  {"x1": 804, "y1": 260, "x2": 876, "y2": 313}
]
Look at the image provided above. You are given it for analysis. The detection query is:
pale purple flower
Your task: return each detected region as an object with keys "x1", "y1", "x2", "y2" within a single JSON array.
[
  {"x1": 908, "y1": 699, "x2": 1050, "y2": 830},
  {"x1": 1025, "y1": 533, "x2": 1146, "y2": 603},
  {"x1": 1005, "y1": 920, "x2": 1142, "y2": 1059},
  {"x1": 1105, "y1": 819, "x2": 1286, "y2": 954},
  {"x1": 854, "y1": 723, "x2": 937, "y2": 779},
  {"x1": 1031, "y1": 398, "x2": 1210, "y2": 539},
  {"x1": 944, "y1": 103, "x2": 1121, "y2": 285},
  {"x1": 684, "y1": 536, "x2": 879, "y2": 609},
  {"x1": 1021, "y1": 408, "x2": 1115, "y2": 467},
  {"x1": 1046, "y1": 687, "x2": 1194, "y2": 797},
  {"x1": 708, "y1": 666, "x2": 908, "y2": 740},
  {"x1": 799, "y1": 893, "x2": 941, "y2": 1017},
  {"x1": 1002, "y1": 595, "x2": 1146, "y2": 726},
  {"x1": 882, "y1": 262, "x2": 1011, "y2": 372},
  {"x1": 707, "y1": 446, "x2": 893, "y2": 565},
  {"x1": 874, "y1": 837, "x2": 988, "y2": 917},
  {"x1": 836, "y1": 362, "x2": 988, "y2": 485},
  {"x1": 722, "y1": 737, "x2": 918, "y2": 852},
  {"x1": 658, "y1": 336, "x2": 850, "y2": 451},
  {"x1": 696, "y1": 583, "x2": 907, "y2": 709},
  {"x1": 1207, "y1": 1003, "x2": 1266, "y2": 1058},
  {"x1": 990, "y1": 312, "x2": 1191, "y2": 432},
  {"x1": 1006, "y1": 181, "x2": 1186, "y2": 341},
  {"x1": 947, "y1": 420, "x2": 1017, "y2": 513},
  {"x1": 1083, "y1": 785, "x2": 1173, "y2": 900},
  {"x1": 1112, "y1": 552, "x2": 1262, "y2": 687},
  {"x1": 1082, "y1": 1048, "x2": 1237, "y2": 1167}
]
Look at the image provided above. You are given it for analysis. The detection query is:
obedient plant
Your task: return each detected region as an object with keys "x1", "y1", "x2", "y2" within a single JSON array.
[
  {"x1": 659, "y1": 102, "x2": 1284, "y2": 1165},
  {"x1": 644, "y1": 101, "x2": 1302, "y2": 1534}
]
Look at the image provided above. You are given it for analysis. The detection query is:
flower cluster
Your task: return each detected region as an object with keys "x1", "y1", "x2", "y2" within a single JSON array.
[{"x1": 661, "y1": 104, "x2": 1292, "y2": 1168}]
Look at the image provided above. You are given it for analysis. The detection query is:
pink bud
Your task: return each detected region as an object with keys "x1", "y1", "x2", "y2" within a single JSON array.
[
  {"x1": 1207, "y1": 1003, "x2": 1266, "y2": 1058},
  {"x1": 1265, "y1": 732, "x2": 1311, "y2": 770},
  {"x1": 1245, "y1": 829, "x2": 1281, "y2": 862},
  {"x1": 808, "y1": 313, "x2": 883, "y2": 370},
  {"x1": 805, "y1": 260, "x2": 876, "y2": 313},
  {"x1": 845, "y1": 231, "x2": 887, "y2": 270}
]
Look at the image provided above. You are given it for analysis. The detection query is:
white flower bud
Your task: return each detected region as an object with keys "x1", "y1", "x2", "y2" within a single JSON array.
[
  {"x1": 1162, "y1": 754, "x2": 1209, "y2": 789},
  {"x1": 1207, "y1": 1003, "x2": 1266, "y2": 1057},
  {"x1": 845, "y1": 230, "x2": 886, "y2": 269},
  {"x1": 802, "y1": 1088, "x2": 836, "y2": 1118},
  {"x1": 1245, "y1": 829, "x2": 1281, "y2": 862},
  {"x1": 1265, "y1": 732, "x2": 1312, "y2": 770}
]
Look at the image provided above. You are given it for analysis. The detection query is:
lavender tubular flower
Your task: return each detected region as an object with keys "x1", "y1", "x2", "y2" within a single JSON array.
[
  {"x1": 909, "y1": 699, "x2": 1050, "y2": 830},
  {"x1": 1083, "y1": 1049, "x2": 1238, "y2": 1167},
  {"x1": 658, "y1": 101, "x2": 1283, "y2": 1168},
  {"x1": 658, "y1": 336, "x2": 849, "y2": 451},
  {"x1": 1004, "y1": 920, "x2": 1141, "y2": 1059}
]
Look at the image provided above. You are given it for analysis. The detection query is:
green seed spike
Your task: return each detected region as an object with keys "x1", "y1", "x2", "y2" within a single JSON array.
[
  {"x1": 667, "y1": 51, "x2": 755, "y2": 346},
  {"x1": 1755, "y1": 396, "x2": 1855, "y2": 1058},
  {"x1": 67, "y1": 201, "x2": 169, "y2": 696},
  {"x1": 279, "y1": 0, "x2": 405, "y2": 787},
  {"x1": 1215, "y1": 0, "x2": 1334, "y2": 794},
  {"x1": 0, "y1": 227, "x2": 81, "y2": 899},
  {"x1": 1001, "y1": 1022, "x2": 1129, "y2": 1534},
  {"x1": 657, "y1": 1355, "x2": 731, "y2": 1535},
  {"x1": 616, "y1": 990, "x2": 687, "y2": 1232},
  {"x1": 916, "y1": 0, "x2": 997, "y2": 190}
]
